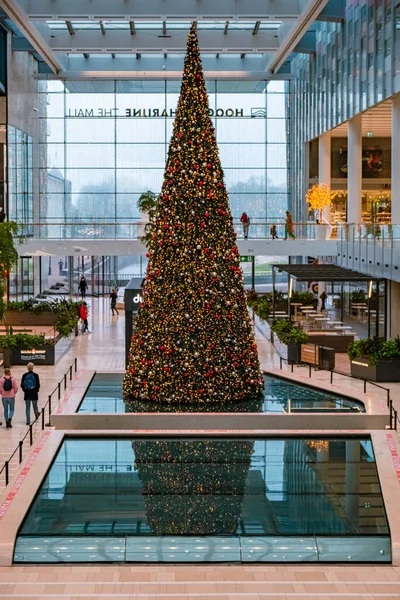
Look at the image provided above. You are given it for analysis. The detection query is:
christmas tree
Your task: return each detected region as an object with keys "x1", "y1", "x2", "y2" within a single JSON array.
[{"x1": 123, "y1": 23, "x2": 263, "y2": 405}]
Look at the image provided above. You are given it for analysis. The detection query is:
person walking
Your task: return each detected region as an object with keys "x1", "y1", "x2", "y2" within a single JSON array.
[
  {"x1": 79, "y1": 302, "x2": 90, "y2": 333},
  {"x1": 79, "y1": 275, "x2": 88, "y2": 298},
  {"x1": 270, "y1": 223, "x2": 278, "y2": 239},
  {"x1": 58, "y1": 259, "x2": 63, "y2": 276},
  {"x1": 240, "y1": 212, "x2": 250, "y2": 239},
  {"x1": 21, "y1": 362, "x2": 40, "y2": 425},
  {"x1": 110, "y1": 288, "x2": 119, "y2": 316},
  {"x1": 0, "y1": 368, "x2": 18, "y2": 428},
  {"x1": 319, "y1": 290, "x2": 328, "y2": 312},
  {"x1": 284, "y1": 211, "x2": 295, "y2": 240}
]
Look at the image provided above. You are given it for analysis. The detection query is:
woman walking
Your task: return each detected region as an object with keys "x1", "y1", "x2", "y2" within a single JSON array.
[
  {"x1": 79, "y1": 302, "x2": 90, "y2": 333},
  {"x1": 240, "y1": 212, "x2": 251, "y2": 239},
  {"x1": 21, "y1": 362, "x2": 40, "y2": 425},
  {"x1": 110, "y1": 288, "x2": 119, "y2": 316},
  {"x1": 285, "y1": 211, "x2": 296, "y2": 240},
  {"x1": 0, "y1": 368, "x2": 18, "y2": 428}
]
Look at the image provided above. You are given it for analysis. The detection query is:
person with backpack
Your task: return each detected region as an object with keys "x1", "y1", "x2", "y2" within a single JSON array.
[
  {"x1": 0, "y1": 367, "x2": 18, "y2": 428},
  {"x1": 21, "y1": 362, "x2": 40, "y2": 425}
]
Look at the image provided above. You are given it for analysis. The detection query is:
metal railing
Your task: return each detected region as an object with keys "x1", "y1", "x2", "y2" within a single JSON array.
[
  {"x1": 278, "y1": 353, "x2": 399, "y2": 431},
  {"x1": 16, "y1": 221, "x2": 338, "y2": 241},
  {"x1": 0, "y1": 358, "x2": 78, "y2": 489}
]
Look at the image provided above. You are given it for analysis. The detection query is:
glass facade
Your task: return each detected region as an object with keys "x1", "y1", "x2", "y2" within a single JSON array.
[
  {"x1": 38, "y1": 80, "x2": 290, "y2": 226},
  {"x1": 290, "y1": 0, "x2": 400, "y2": 221},
  {"x1": 8, "y1": 125, "x2": 33, "y2": 224}
]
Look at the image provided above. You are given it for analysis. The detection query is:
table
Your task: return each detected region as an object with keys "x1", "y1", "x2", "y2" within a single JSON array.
[
  {"x1": 291, "y1": 302, "x2": 303, "y2": 316},
  {"x1": 334, "y1": 325, "x2": 353, "y2": 335}
]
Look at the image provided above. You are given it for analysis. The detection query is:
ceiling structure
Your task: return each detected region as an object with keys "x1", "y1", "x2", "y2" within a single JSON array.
[
  {"x1": 331, "y1": 100, "x2": 393, "y2": 138},
  {"x1": 0, "y1": 0, "x2": 345, "y2": 79}
]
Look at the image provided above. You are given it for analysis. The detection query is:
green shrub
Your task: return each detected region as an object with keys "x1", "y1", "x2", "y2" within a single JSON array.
[
  {"x1": 5, "y1": 298, "x2": 81, "y2": 337},
  {"x1": 291, "y1": 291, "x2": 318, "y2": 308},
  {"x1": 348, "y1": 337, "x2": 400, "y2": 366},
  {"x1": 0, "y1": 333, "x2": 48, "y2": 349},
  {"x1": 271, "y1": 318, "x2": 308, "y2": 345}
]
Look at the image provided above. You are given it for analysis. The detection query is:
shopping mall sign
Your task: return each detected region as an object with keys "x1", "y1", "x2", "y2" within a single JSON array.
[{"x1": 66, "y1": 107, "x2": 267, "y2": 118}]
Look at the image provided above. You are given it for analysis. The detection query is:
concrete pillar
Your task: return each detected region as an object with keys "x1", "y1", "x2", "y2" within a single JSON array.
[
  {"x1": 319, "y1": 132, "x2": 331, "y2": 224},
  {"x1": 347, "y1": 115, "x2": 363, "y2": 223},
  {"x1": 392, "y1": 95, "x2": 400, "y2": 224}
]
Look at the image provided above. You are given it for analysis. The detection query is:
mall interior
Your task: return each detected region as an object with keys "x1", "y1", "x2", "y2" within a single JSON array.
[{"x1": 0, "y1": 1, "x2": 400, "y2": 599}]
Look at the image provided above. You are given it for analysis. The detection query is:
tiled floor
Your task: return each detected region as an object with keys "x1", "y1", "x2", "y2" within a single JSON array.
[{"x1": 1, "y1": 299, "x2": 400, "y2": 599}]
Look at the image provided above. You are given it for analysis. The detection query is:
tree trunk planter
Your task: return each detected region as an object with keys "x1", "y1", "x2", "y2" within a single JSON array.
[
  {"x1": 287, "y1": 343, "x2": 302, "y2": 364},
  {"x1": 4, "y1": 310, "x2": 57, "y2": 327},
  {"x1": 350, "y1": 357, "x2": 400, "y2": 382}
]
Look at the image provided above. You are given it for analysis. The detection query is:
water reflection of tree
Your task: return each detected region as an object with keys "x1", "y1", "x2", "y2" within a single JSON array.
[{"x1": 132, "y1": 439, "x2": 255, "y2": 535}]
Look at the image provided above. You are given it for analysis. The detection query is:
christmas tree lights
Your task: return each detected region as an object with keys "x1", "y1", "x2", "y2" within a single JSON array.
[{"x1": 123, "y1": 23, "x2": 263, "y2": 405}]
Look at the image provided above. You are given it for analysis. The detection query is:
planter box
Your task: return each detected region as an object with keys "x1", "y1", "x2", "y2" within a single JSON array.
[
  {"x1": 287, "y1": 343, "x2": 302, "y2": 363},
  {"x1": 4, "y1": 310, "x2": 57, "y2": 327},
  {"x1": 1, "y1": 334, "x2": 74, "y2": 367},
  {"x1": 350, "y1": 357, "x2": 400, "y2": 382}
]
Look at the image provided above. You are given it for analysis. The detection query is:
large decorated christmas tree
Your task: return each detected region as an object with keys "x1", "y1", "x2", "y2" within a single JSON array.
[{"x1": 123, "y1": 23, "x2": 263, "y2": 405}]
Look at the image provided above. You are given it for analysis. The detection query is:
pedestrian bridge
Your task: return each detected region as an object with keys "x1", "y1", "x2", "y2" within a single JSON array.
[{"x1": 16, "y1": 221, "x2": 338, "y2": 257}]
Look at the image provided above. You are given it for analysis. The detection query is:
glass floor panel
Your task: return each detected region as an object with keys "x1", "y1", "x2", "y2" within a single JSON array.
[
  {"x1": 77, "y1": 373, "x2": 365, "y2": 414},
  {"x1": 14, "y1": 437, "x2": 390, "y2": 563}
]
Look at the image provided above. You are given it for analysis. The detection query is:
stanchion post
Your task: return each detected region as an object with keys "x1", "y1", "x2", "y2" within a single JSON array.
[
  {"x1": 280, "y1": 357, "x2": 282, "y2": 370},
  {"x1": 70, "y1": 366, "x2": 72, "y2": 381},
  {"x1": 19, "y1": 440, "x2": 23, "y2": 463},
  {"x1": 330, "y1": 370, "x2": 333, "y2": 384},
  {"x1": 387, "y1": 389, "x2": 390, "y2": 406},
  {"x1": 64, "y1": 373, "x2": 67, "y2": 390},
  {"x1": 5, "y1": 460, "x2": 9, "y2": 486},
  {"x1": 309, "y1": 364, "x2": 311, "y2": 378},
  {"x1": 395, "y1": 410, "x2": 398, "y2": 431},
  {"x1": 75, "y1": 357, "x2": 77, "y2": 373},
  {"x1": 363, "y1": 380, "x2": 367, "y2": 393},
  {"x1": 58, "y1": 382, "x2": 61, "y2": 400},
  {"x1": 291, "y1": 362, "x2": 294, "y2": 373},
  {"x1": 41, "y1": 409, "x2": 45, "y2": 430},
  {"x1": 390, "y1": 399, "x2": 393, "y2": 429},
  {"x1": 29, "y1": 424, "x2": 33, "y2": 446}
]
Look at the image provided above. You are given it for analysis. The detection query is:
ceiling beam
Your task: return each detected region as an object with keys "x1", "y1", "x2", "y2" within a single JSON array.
[
  {"x1": 45, "y1": 29, "x2": 279, "y2": 53},
  {"x1": 25, "y1": 0, "x2": 302, "y2": 20},
  {"x1": 268, "y1": 0, "x2": 329, "y2": 73},
  {"x1": 65, "y1": 19, "x2": 74, "y2": 35},
  {"x1": 45, "y1": 52, "x2": 280, "y2": 78},
  {"x1": 0, "y1": 0, "x2": 63, "y2": 73}
]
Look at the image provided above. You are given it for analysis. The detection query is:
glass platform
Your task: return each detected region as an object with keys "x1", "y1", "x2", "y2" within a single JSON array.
[
  {"x1": 77, "y1": 373, "x2": 365, "y2": 414},
  {"x1": 14, "y1": 436, "x2": 390, "y2": 563}
]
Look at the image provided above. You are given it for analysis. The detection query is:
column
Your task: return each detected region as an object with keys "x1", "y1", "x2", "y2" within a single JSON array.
[
  {"x1": 347, "y1": 114, "x2": 362, "y2": 224},
  {"x1": 392, "y1": 94, "x2": 400, "y2": 224},
  {"x1": 319, "y1": 132, "x2": 331, "y2": 223}
]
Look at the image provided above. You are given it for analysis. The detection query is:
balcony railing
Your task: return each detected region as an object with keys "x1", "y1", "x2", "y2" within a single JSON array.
[{"x1": 16, "y1": 221, "x2": 336, "y2": 241}]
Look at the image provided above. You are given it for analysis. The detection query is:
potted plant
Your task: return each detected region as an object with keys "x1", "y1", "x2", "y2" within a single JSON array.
[
  {"x1": 348, "y1": 337, "x2": 400, "y2": 381},
  {"x1": 271, "y1": 318, "x2": 308, "y2": 363},
  {"x1": 137, "y1": 190, "x2": 158, "y2": 246},
  {"x1": 305, "y1": 183, "x2": 333, "y2": 240}
]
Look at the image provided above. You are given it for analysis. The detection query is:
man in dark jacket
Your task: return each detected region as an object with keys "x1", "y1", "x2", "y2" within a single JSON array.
[{"x1": 21, "y1": 362, "x2": 40, "y2": 425}]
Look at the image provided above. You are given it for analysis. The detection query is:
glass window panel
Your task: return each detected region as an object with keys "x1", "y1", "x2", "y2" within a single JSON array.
[
  {"x1": 267, "y1": 169, "x2": 288, "y2": 192},
  {"x1": 228, "y1": 193, "x2": 266, "y2": 219},
  {"x1": 266, "y1": 93, "x2": 288, "y2": 118},
  {"x1": 267, "y1": 120, "x2": 288, "y2": 143},
  {"x1": 219, "y1": 144, "x2": 266, "y2": 168},
  {"x1": 66, "y1": 118, "x2": 115, "y2": 143},
  {"x1": 116, "y1": 169, "x2": 164, "y2": 193},
  {"x1": 66, "y1": 144, "x2": 115, "y2": 169},
  {"x1": 116, "y1": 144, "x2": 166, "y2": 169},
  {"x1": 116, "y1": 119, "x2": 166, "y2": 143},
  {"x1": 39, "y1": 80, "x2": 65, "y2": 93},
  {"x1": 216, "y1": 119, "x2": 266, "y2": 143},
  {"x1": 65, "y1": 93, "x2": 116, "y2": 115},
  {"x1": 224, "y1": 169, "x2": 266, "y2": 191},
  {"x1": 267, "y1": 193, "x2": 289, "y2": 219},
  {"x1": 117, "y1": 93, "x2": 166, "y2": 114},
  {"x1": 41, "y1": 118, "x2": 65, "y2": 143},
  {"x1": 116, "y1": 194, "x2": 142, "y2": 219},
  {"x1": 40, "y1": 144, "x2": 65, "y2": 169},
  {"x1": 39, "y1": 92, "x2": 64, "y2": 118},
  {"x1": 65, "y1": 169, "x2": 115, "y2": 194},
  {"x1": 266, "y1": 144, "x2": 288, "y2": 169}
]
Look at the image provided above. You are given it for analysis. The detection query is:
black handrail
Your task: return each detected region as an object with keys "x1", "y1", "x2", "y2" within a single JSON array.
[
  {"x1": 278, "y1": 354, "x2": 398, "y2": 431},
  {"x1": 0, "y1": 357, "x2": 78, "y2": 487}
]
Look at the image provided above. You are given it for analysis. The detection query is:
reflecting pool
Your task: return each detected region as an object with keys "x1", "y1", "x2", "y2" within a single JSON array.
[
  {"x1": 77, "y1": 373, "x2": 365, "y2": 413},
  {"x1": 14, "y1": 436, "x2": 390, "y2": 563}
]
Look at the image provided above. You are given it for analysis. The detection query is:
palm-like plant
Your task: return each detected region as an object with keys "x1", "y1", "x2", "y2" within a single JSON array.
[{"x1": 137, "y1": 191, "x2": 158, "y2": 247}]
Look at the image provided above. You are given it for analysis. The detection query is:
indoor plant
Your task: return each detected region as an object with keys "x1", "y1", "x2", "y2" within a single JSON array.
[
  {"x1": 271, "y1": 318, "x2": 308, "y2": 363},
  {"x1": 137, "y1": 190, "x2": 158, "y2": 246},
  {"x1": 348, "y1": 337, "x2": 400, "y2": 381}
]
